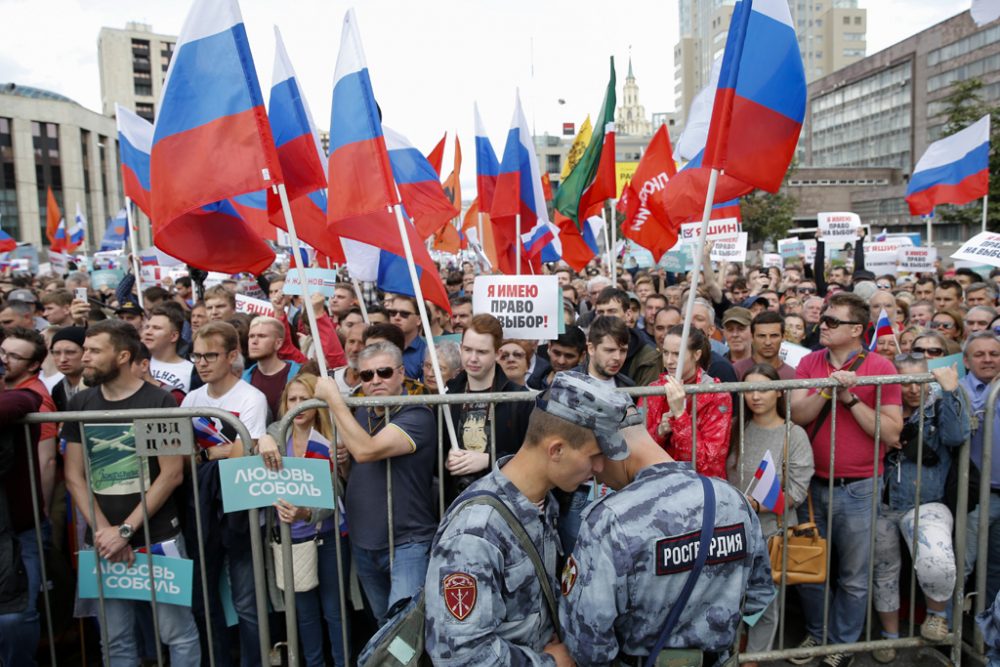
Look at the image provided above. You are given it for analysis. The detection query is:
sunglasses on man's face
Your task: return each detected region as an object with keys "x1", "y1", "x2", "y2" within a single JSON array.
[
  {"x1": 359, "y1": 366, "x2": 398, "y2": 382},
  {"x1": 386, "y1": 309, "x2": 416, "y2": 319},
  {"x1": 819, "y1": 315, "x2": 862, "y2": 329},
  {"x1": 797, "y1": 286, "x2": 816, "y2": 294},
  {"x1": 910, "y1": 346, "x2": 945, "y2": 358}
]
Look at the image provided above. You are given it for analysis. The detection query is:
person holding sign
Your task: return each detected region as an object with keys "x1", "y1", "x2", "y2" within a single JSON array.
[{"x1": 61, "y1": 320, "x2": 200, "y2": 666}]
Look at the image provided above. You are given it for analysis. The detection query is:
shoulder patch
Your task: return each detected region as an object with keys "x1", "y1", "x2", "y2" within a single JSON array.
[
  {"x1": 561, "y1": 555, "x2": 578, "y2": 597},
  {"x1": 655, "y1": 523, "x2": 747, "y2": 575},
  {"x1": 443, "y1": 572, "x2": 477, "y2": 621}
]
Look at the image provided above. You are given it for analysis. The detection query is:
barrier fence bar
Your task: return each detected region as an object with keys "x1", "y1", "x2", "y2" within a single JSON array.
[
  {"x1": 864, "y1": 385, "x2": 883, "y2": 643},
  {"x1": 23, "y1": 424, "x2": 57, "y2": 667},
  {"x1": 975, "y1": 380, "x2": 1000, "y2": 654}
]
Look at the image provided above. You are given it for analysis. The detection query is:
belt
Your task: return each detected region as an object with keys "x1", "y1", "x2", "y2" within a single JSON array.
[
  {"x1": 824, "y1": 476, "x2": 870, "y2": 486},
  {"x1": 617, "y1": 650, "x2": 723, "y2": 666}
]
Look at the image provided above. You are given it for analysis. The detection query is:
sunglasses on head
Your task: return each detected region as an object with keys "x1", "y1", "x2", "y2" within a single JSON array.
[
  {"x1": 819, "y1": 315, "x2": 862, "y2": 329},
  {"x1": 910, "y1": 346, "x2": 945, "y2": 358},
  {"x1": 359, "y1": 366, "x2": 398, "y2": 382}
]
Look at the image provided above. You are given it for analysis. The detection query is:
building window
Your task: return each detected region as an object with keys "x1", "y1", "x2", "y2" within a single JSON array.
[
  {"x1": 843, "y1": 15, "x2": 850, "y2": 24},
  {"x1": 853, "y1": 16, "x2": 862, "y2": 24},
  {"x1": 0, "y1": 118, "x2": 17, "y2": 240},
  {"x1": 33, "y1": 121, "x2": 62, "y2": 243},
  {"x1": 135, "y1": 102, "x2": 154, "y2": 122},
  {"x1": 134, "y1": 82, "x2": 153, "y2": 96},
  {"x1": 545, "y1": 155, "x2": 560, "y2": 174}
]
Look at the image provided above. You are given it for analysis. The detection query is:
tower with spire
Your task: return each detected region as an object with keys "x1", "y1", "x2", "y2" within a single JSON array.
[{"x1": 616, "y1": 55, "x2": 653, "y2": 136}]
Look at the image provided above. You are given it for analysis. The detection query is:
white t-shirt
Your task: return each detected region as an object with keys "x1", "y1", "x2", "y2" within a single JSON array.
[
  {"x1": 151, "y1": 358, "x2": 195, "y2": 393},
  {"x1": 181, "y1": 379, "x2": 268, "y2": 440},
  {"x1": 41, "y1": 370, "x2": 64, "y2": 393}
]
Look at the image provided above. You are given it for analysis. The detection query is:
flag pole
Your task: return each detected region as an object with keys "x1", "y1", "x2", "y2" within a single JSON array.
[
  {"x1": 276, "y1": 183, "x2": 330, "y2": 376},
  {"x1": 600, "y1": 208, "x2": 612, "y2": 276},
  {"x1": 675, "y1": 168, "x2": 720, "y2": 382},
  {"x1": 608, "y1": 198, "x2": 617, "y2": 284},
  {"x1": 516, "y1": 213, "x2": 522, "y2": 274},
  {"x1": 124, "y1": 196, "x2": 144, "y2": 309},
  {"x1": 351, "y1": 276, "x2": 370, "y2": 324},
  {"x1": 984, "y1": 195, "x2": 990, "y2": 234},
  {"x1": 389, "y1": 203, "x2": 460, "y2": 451},
  {"x1": 924, "y1": 214, "x2": 932, "y2": 247},
  {"x1": 477, "y1": 211, "x2": 485, "y2": 255}
]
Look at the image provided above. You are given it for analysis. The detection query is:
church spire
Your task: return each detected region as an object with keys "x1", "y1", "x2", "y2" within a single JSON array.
[{"x1": 627, "y1": 45, "x2": 634, "y2": 80}]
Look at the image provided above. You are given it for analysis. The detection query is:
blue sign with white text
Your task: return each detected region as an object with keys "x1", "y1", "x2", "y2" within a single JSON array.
[
  {"x1": 77, "y1": 550, "x2": 193, "y2": 607},
  {"x1": 218, "y1": 456, "x2": 335, "y2": 513}
]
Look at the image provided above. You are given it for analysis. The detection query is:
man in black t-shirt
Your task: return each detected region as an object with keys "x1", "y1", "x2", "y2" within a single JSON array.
[{"x1": 62, "y1": 320, "x2": 201, "y2": 666}]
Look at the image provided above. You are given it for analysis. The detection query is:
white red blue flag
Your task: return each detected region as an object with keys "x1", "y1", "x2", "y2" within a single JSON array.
[
  {"x1": 750, "y1": 449, "x2": 785, "y2": 514},
  {"x1": 192, "y1": 416, "x2": 230, "y2": 449},
  {"x1": 116, "y1": 104, "x2": 153, "y2": 218},
  {"x1": 100, "y1": 208, "x2": 129, "y2": 251},
  {"x1": 869, "y1": 308, "x2": 895, "y2": 352},
  {"x1": 385, "y1": 126, "x2": 459, "y2": 239},
  {"x1": 69, "y1": 204, "x2": 86, "y2": 250},
  {"x1": 474, "y1": 103, "x2": 500, "y2": 213},
  {"x1": 905, "y1": 115, "x2": 990, "y2": 216}
]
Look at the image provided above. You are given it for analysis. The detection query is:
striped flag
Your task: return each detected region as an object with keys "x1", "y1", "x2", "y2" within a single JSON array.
[
  {"x1": 750, "y1": 449, "x2": 785, "y2": 514},
  {"x1": 192, "y1": 416, "x2": 230, "y2": 449}
]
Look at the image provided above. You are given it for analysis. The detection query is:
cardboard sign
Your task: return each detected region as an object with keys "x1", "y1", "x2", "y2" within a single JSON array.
[
  {"x1": 778, "y1": 238, "x2": 805, "y2": 261},
  {"x1": 763, "y1": 253, "x2": 783, "y2": 269},
  {"x1": 818, "y1": 212, "x2": 861, "y2": 246},
  {"x1": 679, "y1": 218, "x2": 742, "y2": 245},
  {"x1": 709, "y1": 233, "x2": 748, "y2": 262},
  {"x1": 803, "y1": 239, "x2": 817, "y2": 265},
  {"x1": 951, "y1": 232, "x2": 1000, "y2": 269},
  {"x1": 472, "y1": 275, "x2": 560, "y2": 339},
  {"x1": 897, "y1": 247, "x2": 937, "y2": 273},
  {"x1": 864, "y1": 238, "x2": 914, "y2": 276},
  {"x1": 235, "y1": 294, "x2": 273, "y2": 316},
  {"x1": 140, "y1": 265, "x2": 171, "y2": 285},
  {"x1": 218, "y1": 456, "x2": 336, "y2": 513},
  {"x1": 927, "y1": 353, "x2": 965, "y2": 379},
  {"x1": 77, "y1": 550, "x2": 193, "y2": 607},
  {"x1": 282, "y1": 268, "x2": 339, "y2": 297},
  {"x1": 779, "y1": 342, "x2": 812, "y2": 369}
]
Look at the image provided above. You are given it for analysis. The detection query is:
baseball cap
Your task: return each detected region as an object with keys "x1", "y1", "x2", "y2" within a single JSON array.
[
  {"x1": 722, "y1": 306, "x2": 752, "y2": 327},
  {"x1": 6, "y1": 288, "x2": 37, "y2": 304},
  {"x1": 536, "y1": 371, "x2": 638, "y2": 460},
  {"x1": 115, "y1": 300, "x2": 145, "y2": 317},
  {"x1": 741, "y1": 295, "x2": 769, "y2": 310}
]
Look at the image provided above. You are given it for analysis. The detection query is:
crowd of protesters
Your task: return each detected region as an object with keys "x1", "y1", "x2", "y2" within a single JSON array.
[{"x1": 2, "y1": 224, "x2": 1000, "y2": 666}]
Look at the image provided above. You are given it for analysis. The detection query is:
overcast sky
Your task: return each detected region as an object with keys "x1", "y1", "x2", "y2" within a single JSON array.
[{"x1": 1, "y1": 0, "x2": 966, "y2": 169}]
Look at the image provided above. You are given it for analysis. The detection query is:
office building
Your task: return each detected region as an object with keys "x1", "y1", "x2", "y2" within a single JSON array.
[{"x1": 98, "y1": 22, "x2": 176, "y2": 121}]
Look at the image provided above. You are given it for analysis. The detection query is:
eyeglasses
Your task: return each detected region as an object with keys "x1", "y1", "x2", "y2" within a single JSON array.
[
  {"x1": 499, "y1": 351, "x2": 526, "y2": 360},
  {"x1": 386, "y1": 309, "x2": 416, "y2": 319},
  {"x1": 797, "y1": 286, "x2": 816, "y2": 294},
  {"x1": 876, "y1": 283, "x2": 893, "y2": 290},
  {"x1": 191, "y1": 352, "x2": 222, "y2": 364},
  {"x1": 930, "y1": 320, "x2": 955, "y2": 330},
  {"x1": 911, "y1": 346, "x2": 945, "y2": 358},
  {"x1": 0, "y1": 348, "x2": 29, "y2": 362},
  {"x1": 359, "y1": 366, "x2": 398, "y2": 382},
  {"x1": 819, "y1": 315, "x2": 862, "y2": 329},
  {"x1": 894, "y1": 352, "x2": 925, "y2": 363}
]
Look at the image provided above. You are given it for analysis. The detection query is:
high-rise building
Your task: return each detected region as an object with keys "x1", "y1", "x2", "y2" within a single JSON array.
[
  {"x1": 616, "y1": 59, "x2": 654, "y2": 136},
  {"x1": 673, "y1": 0, "x2": 867, "y2": 124},
  {"x1": 98, "y1": 22, "x2": 176, "y2": 122}
]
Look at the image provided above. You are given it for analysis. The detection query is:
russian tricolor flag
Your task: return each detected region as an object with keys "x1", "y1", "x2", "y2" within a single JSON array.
[
  {"x1": 474, "y1": 103, "x2": 500, "y2": 212},
  {"x1": 192, "y1": 416, "x2": 230, "y2": 449},
  {"x1": 906, "y1": 115, "x2": 990, "y2": 216},
  {"x1": 750, "y1": 449, "x2": 785, "y2": 514},
  {"x1": 69, "y1": 204, "x2": 86, "y2": 250},
  {"x1": 702, "y1": 0, "x2": 805, "y2": 193},
  {"x1": 100, "y1": 208, "x2": 129, "y2": 251},
  {"x1": 869, "y1": 307, "x2": 896, "y2": 352},
  {"x1": 0, "y1": 228, "x2": 15, "y2": 254},
  {"x1": 116, "y1": 104, "x2": 153, "y2": 218},
  {"x1": 385, "y1": 126, "x2": 459, "y2": 239},
  {"x1": 151, "y1": 0, "x2": 279, "y2": 275}
]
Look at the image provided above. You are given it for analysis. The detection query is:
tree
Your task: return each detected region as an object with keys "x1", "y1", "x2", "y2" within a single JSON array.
[
  {"x1": 937, "y1": 79, "x2": 999, "y2": 230},
  {"x1": 739, "y1": 159, "x2": 798, "y2": 245}
]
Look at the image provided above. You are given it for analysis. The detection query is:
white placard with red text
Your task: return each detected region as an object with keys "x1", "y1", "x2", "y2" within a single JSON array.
[
  {"x1": 951, "y1": 233, "x2": 1000, "y2": 269},
  {"x1": 472, "y1": 275, "x2": 559, "y2": 339},
  {"x1": 679, "y1": 218, "x2": 742, "y2": 245},
  {"x1": 709, "y1": 234, "x2": 748, "y2": 263},
  {"x1": 818, "y1": 211, "x2": 860, "y2": 246},
  {"x1": 235, "y1": 293, "x2": 273, "y2": 316},
  {"x1": 897, "y1": 247, "x2": 937, "y2": 273}
]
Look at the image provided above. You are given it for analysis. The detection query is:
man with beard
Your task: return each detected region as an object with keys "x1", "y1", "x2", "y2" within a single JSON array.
[
  {"x1": 61, "y1": 320, "x2": 200, "y2": 666},
  {"x1": 332, "y1": 324, "x2": 365, "y2": 394}
]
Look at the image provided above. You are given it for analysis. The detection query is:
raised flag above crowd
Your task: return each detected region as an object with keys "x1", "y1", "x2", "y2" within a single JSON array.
[{"x1": 906, "y1": 114, "x2": 991, "y2": 216}]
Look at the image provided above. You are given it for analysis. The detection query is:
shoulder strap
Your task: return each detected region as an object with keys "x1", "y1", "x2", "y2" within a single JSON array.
[
  {"x1": 808, "y1": 350, "x2": 867, "y2": 442},
  {"x1": 450, "y1": 491, "x2": 561, "y2": 639},
  {"x1": 645, "y1": 476, "x2": 716, "y2": 667}
]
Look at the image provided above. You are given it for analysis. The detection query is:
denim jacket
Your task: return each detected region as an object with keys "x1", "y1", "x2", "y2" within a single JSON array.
[{"x1": 884, "y1": 388, "x2": 969, "y2": 512}]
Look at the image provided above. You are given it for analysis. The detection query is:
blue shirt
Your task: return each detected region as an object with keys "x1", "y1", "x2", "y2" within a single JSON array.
[
  {"x1": 403, "y1": 335, "x2": 427, "y2": 381},
  {"x1": 961, "y1": 373, "x2": 1000, "y2": 489}
]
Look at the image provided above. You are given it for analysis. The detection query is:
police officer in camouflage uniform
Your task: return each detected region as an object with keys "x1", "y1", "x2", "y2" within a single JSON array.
[
  {"x1": 560, "y1": 418, "x2": 775, "y2": 666},
  {"x1": 424, "y1": 371, "x2": 635, "y2": 666}
]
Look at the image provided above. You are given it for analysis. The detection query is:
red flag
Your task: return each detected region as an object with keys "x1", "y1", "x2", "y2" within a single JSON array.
[
  {"x1": 541, "y1": 173, "x2": 554, "y2": 202},
  {"x1": 554, "y1": 211, "x2": 597, "y2": 272},
  {"x1": 432, "y1": 222, "x2": 462, "y2": 254},
  {"x1": 620, "y1": 126, "x2": 680, "y2": 261},
  {"x1": 649, "y1": 167, "x2": 752, "y2": 230},
  {"x1": 426, "y1": 133, "x2": 447, "y2": 177},
  {"x1": 45, "y1": 187, "x2": 64, "y2": 251},
  {"x1": 442, "y1": 136, "x2": 462, "y2": 210},
  {"x1": 576, "y1": 125, "x2": 616, "y2": 218}
]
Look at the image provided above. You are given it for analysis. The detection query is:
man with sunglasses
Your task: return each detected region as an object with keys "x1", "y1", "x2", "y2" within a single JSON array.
[
  {"x1": 386, "y1": 295, "x2": 427, "y2": 381},
  {"x1": 789, "y1": 292, "x2": 902, "y2": 667}
]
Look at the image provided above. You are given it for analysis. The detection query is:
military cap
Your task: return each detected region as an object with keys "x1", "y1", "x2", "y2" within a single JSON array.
[{"x1": 537, "y1": 371, "x2": 639, "y2": 461}]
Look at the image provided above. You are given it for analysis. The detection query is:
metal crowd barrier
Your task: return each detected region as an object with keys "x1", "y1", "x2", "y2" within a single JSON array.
[{"x1": 12, "y1": 373, "x2": 991, "y2": 666}]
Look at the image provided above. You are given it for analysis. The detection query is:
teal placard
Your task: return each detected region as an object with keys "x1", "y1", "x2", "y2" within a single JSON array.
[
  {"x1": 927, "y1": 353, "x2": 965, "y2": 379},
  {"x1": 77, "y1": 550, "x2": 193, "y2": 607},
  {"x1": 218, "y1": 456, "x2": 335, "y2": 513},
  {"x1": 660, "y1": 247, "x2": 693, "y2": 273},
  {"x1": 90, "y1": 269, "x2": 125, "y2": 291}
]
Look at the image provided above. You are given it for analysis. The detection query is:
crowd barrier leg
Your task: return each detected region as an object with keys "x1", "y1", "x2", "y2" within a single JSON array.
[
  {"x1": 776, "y1": 397, "x2": 792, "y2": 653},
  {"x1": 864, "y1": 386, "x2": 882, "y2": 643},
  {"x1": 24, "y1": 425, "x2": 57, "y2": 667},
  {"x1": 329, "y1": 415, "x2": 351, "y2": 665},
  {"x1": 134, "y1": 447, "x2": 165, "y2": 667},
  {"x1": 79, "y1": 429, "x2": 111, "y2": 667},
  {"x1": 974, "y1": 380, "x2": 1000, "y2": 654},
  {"x1": 908, "y1": 385, "x2": 927, "y2": 642},
  {"x1": 279, "y1": 521, "x2": 299, "y2": 667},
  {"x1": 247, "y1": 507, "x2": 272, "y2": 665},
  {"x1": 188, "y1": 452, "x2": 216, "y2": 667},
  {"x1": 821, "y1": 392, "x2": 838, "y2": 647},
  {"x1": 953, "y1": 435, "x2": 972, "y2": 666}
]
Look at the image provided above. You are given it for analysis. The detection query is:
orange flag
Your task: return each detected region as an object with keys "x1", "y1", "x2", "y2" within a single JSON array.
[
  {"x1": 541, "y1": 173, "x2": 554, "y2": 202},
  {"x1": 442, "y1": 136, "x2": 461, "y2": 210},
  {"x1": 45, "y1": 187, "x2": 64, "y2": 250},
  {"x1": 426, "y1": 133, "x2": 447, "y2": 177}
]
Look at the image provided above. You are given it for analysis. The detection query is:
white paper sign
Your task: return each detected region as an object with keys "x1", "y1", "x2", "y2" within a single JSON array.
[
  {"x1": 804, "y1": 239, "x2": 817, "y2": 265},
  {"x1": 282, "y1": 269, "x2": 339, "y2": 297},
  {"x1": 951, "y1": 232, "x2": 1000, "y2": 269},
  {"x1": 48, "y1": 250, "x2": 70, "y2": 275},
  {"x1": 679, "y1": 218, "x2": 742, "y2": 244},
  {"x1": 778, "y1": 238, "x2": 805, "y2": 261},
  {"x1": 472, "y1": 275, "x2": 559, "y2": 340},
  {"x1": 763, "y1": 253, "x2": 783, "y2": 269},
  {"x1": 779, "y1": 341, "x2": 812, "y2": 369},
  {"x1": 709, "y1": 233, "x2": 748, "y2": 262},
  {"x1": 864, "y1": 239, "x2": 914, "y2": 276},
  {"x1": 235, "y1": 293, "x2": 274, "y2": 316},
  {"x1": 818, "y1": 212, "x2": 861, "y2": 246},
  {"x1": 897, "y1": 247, "x2": 937, "y2": 273}
]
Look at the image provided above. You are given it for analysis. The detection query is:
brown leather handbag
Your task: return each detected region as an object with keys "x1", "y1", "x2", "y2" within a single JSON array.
[{"x1": 767, "y1": 492, "x2": 827, "y2": 585}]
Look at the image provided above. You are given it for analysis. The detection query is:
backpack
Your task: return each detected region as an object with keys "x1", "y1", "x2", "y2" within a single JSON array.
[{"x1": 358, "y1": 491, "x2": 560, "y2": 666}]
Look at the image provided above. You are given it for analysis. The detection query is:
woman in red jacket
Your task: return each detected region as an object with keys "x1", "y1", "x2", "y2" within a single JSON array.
[{"x1": 644, "y1": 324, "x2": 732, "y2": 478}]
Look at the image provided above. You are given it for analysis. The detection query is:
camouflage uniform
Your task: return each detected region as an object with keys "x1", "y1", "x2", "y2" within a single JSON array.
[
  {"x1": 560, "y1": 462, "x2": 775, "y2": 666},
  {"x1": 424, "y1": 371, "x2": 635, "y2": 666}
]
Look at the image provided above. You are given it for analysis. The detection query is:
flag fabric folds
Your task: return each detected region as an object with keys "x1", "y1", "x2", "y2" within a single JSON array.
[
  {"x1": 905, "y1": 114, "x2": 991, "y2": 216},
  {"x1": 100, "y1": 209, "x2": 129, "y2": 251},
  {"x1": 869, "y1": 308, "x2": 895, "y2": 352},
  {"x1": 619, "y1": 125, "x2": 680, "y2": 261},
  {"x1": 192, "y1": 416, "x2": 231, "y2": 449},
  {"x1": 555, "y1": 57, "x2": 617, "y2": 226},
  {"x1": 116, "y1": 104, "x2": 154, "y2": 217},
  {"x1": 474, "y1": 103, "x2": 500, "y2": 213},
  {"x1": 549, "y1": 211, "x2": 604, "y2": 272},
  {"x1": 0, "y1": 228, "x2": 16, "y2": 253},
  {"x1": 702, "y1": 0, "x2": 805, "y2": 193},
  {"x1": 426, "y1": 133, "x2": 446, "y2": 177},
  {"x1": 560, "y1": 116, "x2": 593, "y2": 181},
  {"x1": 385, "y1": 126, "x2": 459, "y2": 238},
  {"x1": 150, "y1": 0, "x2": 278, "y2": 274},
  {"x1": 750, "y1": 449, "x2": 785, "y2": 514},
  {"x1": 45, "y1": 187, "x2": 63, "y2": 251},
  {"x1": 68, "y1": 204, "x2": 86, "y2": 251}
]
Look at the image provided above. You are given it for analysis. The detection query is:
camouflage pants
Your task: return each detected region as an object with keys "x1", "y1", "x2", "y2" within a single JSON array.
[{"x1": 873, "y1": 502, "x2": 956, "y2": 612}]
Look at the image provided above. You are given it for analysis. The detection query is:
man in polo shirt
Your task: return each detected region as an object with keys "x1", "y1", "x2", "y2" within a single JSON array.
[
  {"x1": 387, "y1": 295, "x2": 427, "y2": 380},
  {"x1": 733, "y1": 311, "x2": 796, "y2": 380},
  {"x1": 789, "y1": 292, "x2": 902, "y2": 666}
]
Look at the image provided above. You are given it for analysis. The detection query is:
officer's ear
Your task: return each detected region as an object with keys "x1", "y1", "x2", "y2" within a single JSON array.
[{"x1": 543, "y1": 436, "x2": 568, "y2": 462}]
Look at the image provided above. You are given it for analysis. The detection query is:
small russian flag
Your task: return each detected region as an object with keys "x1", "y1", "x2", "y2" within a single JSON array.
[
  {"x1": 750, "y1": 449, "x2": 785, "y2": 515},
  {"x1": 192, "y1": 417, "x2": 230, "y2": 449},
  {"x1": 869, "y1": 307, "x2": 895, "y2": 352},
  {"x1": 137, "y1": 538, "x2": 181, "y2": 558}
]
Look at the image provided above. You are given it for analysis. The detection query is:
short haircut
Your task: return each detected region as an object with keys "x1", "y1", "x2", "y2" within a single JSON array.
[
  {"x1": 635, "y1": 276, "x2": 654, "y2": 288},
  {"x1": 87, "y1": 319, "x2": 142, "y2": 364},
  {"x1": 445, "y1": 271, "x2": 464, "y2": 287},
  {"x1": 552, "y1": 326, "x2": 587, "y2": 353},
  {"x1": 363, "y1": 322, "x2": 405, "y2": 352},
  {"x1": 40, "y1": 290, "x2": 73, "y2": 307},
  {"x1": 964, "y1": 331, "x2": 1000, "y2": 354},
  {"x1": 968, "y1": 305, "x2": 999, "y2": 321},
  {"x1": 910, "y1": 299, "x2": 934, "y2": 310},
  {"x1": 730, "y1": 277, "x2": 748, "y2": 291},
  {"x1": 148, "y1": 304, "x2": 185, "y2": 335},
  {"x1": 4, "y1": 326, "x2": 47, "y2": 367},
  {"x1": 594, "y1": 286, "x2": 630, "y2": 312},
  {"x1": 449, "y1": 294, "x2": 472, "y2": 309},
  {"x1": 391, "y1": 294, "x2": 419, "y2": 312},
  {"x1": 193, "y1": 320, "x2": 239, "y2": 353},
  {"x1": 751, "y1": 310, "x2": 785, "y2": 334},
  {"x1": 429, "y1": 340, "x2": 461, "y2": 371},
  {"x1": 135, "y1": 342, "x2": 152, "y2": 363},
  {"x1": 587, "y1": 275, "x2": 612, "y2": 291},
  {"x1": 1, "y1": 301, "x2": 33, "y2": 317},
  {"x1": 588, "y1": 315, "x2": 629, "y2": 347},
  {"x1": 175, "y1": 276, "x2": 192, "y2": 288},
  {"x1": 358, "y1": 339, "x2": 403, "y2": 367},
  {"x1": 249, "y1": 315, "x2": 285, "y2": 340},
  {"x1": 143, "y1": 286, "x2": 171, "y2": 303},
  {"x1": 204, "y1": 284, "x2": 236, "y2": 308},
  {"x1": 464, "y1": 313, "x2": 504, "y2": 351},
  {"x1": 937, "y1": 279, "x2": 963, "y2": 297},
  {"x1": 915, "y1": 276, "x2": 937, "y2": 289},
  {"x1": 966, "y1": 282, "x2": 997, "y2": 299},
  {"x1": 825, "y1": 292, "x2": 869, "y2": 332},
  {"x1": 645, "y1": 293, "x2": 668, "y2": 308},
  {"x1": 665, "y1": 324, "x2": 711, "y2": 370},
  {"x1": 957, "y1": 267, "x2": 984, "y2": 283}
]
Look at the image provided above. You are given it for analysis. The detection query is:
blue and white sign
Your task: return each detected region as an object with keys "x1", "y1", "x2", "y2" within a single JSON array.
[
  {"x1": 281, "y1": 268, "x2": 340, "y2": 297},
  {"x1": 77, "y1": 550, "x2": 193, "y2": 607},
  {"x1": 218, "y1": 456, "x2": 335, "y2": 513}
]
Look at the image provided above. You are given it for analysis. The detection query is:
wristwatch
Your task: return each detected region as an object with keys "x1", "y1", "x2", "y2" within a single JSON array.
[
  {"x1": 118, "y1": 523, "x2": 134, "y2": 540},
  {"x1": 844, "y1": 394, "x2": 861, "y2": 409}
]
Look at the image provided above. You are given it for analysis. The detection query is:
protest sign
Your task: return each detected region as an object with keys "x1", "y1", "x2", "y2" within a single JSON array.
[
  {"x1": 218, "y1": 456, "x2": 335, "y2": 513},
  {"x1": 49, "y1": 250, "x2": 70, "y2": 275},
  {"x1": 91, "y1": 269, "x2": 125, "y2": 292},
  {"x1": 77, "y1": 550, "x2": 193, "y2": 607},
  {"x1": 92, "y1": 251, "x2": 123, "y2": 271},
  {"x1": 803, "y1": 239, "x2": 817, "y2": 265},
  {"x1": 679, "y1": 218, "x2": 742, "y2": 245},
  {"x1": 818, "y1": 212, "x2": 861, "y2": 246},
  {"x1": 778, "y1": 238, "x2": 805, "y2": 262},
  {"x1": 2, "y1": 258, "x2": 30, "y2": 273},
  {"x1": 660, "y1": 245, "x2": 694, "y2": 273},
  {"x1": 897, "y1": 247, "x2": 937, "y2": 273},
  {"x1": 140, "y1": 265, "x2": 172, "y2": 285},
  {"x1": 235, "y1": 293, "x2": 273, "y2": 316},
  {"x1": 951, "y1": 232, "x2": 1000, "y2": 269},
  {"x1": 864, "y1": 241, "x2": 911, "y2": 276},
  {"x1": 282, "y1": 268, "x2": 339, "y2": 297},
  {"x1": 203, "y1": 272, "x2": 230, "y2": 288},
  {"x1": 709, "y1": 233, "x2": 748, "y2": 263},
  {"x1": 763, "y1": 253, "x2": 783, "y2": 269},
  {"x1": 779, "y1": 342, "x2": 812, "y2": 369},
  {"x1": 472, "y1": 275, "x2": 559, "y2": 339}
]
